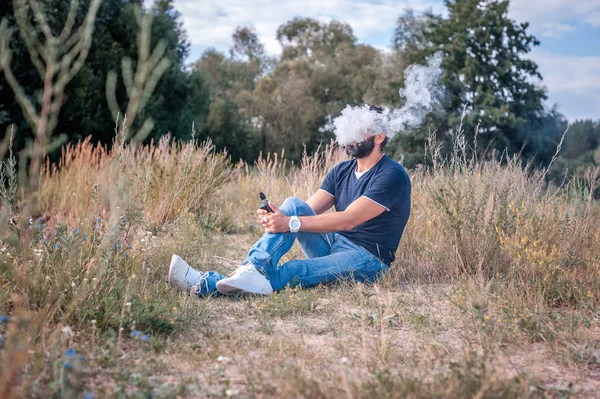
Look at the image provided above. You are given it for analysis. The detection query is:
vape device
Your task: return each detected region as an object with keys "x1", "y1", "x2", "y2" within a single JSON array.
[{"x1": 259, "y1": 192, "x2": 274, "y2": 213}]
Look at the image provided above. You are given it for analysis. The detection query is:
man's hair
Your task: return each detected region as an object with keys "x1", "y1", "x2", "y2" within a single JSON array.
[{"x1": 367, "y1": 104, "x2": 388, "y2": 151}]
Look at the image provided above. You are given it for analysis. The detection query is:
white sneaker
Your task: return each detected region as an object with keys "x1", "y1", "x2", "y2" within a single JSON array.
[
  {"x1": 216, "y1": 264, "x2": 273, "y2": 295},
  {"x1": 168, "y1": 254, "x2": 208, "y2": 293}
]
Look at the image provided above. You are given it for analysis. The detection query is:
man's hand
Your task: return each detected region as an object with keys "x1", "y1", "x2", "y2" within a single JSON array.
[{"x1": 257, "y1": 202, "x2": 290, "y2": 233}]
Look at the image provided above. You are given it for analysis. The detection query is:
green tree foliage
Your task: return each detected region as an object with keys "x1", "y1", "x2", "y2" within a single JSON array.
[
  {"x1": 247, "y1": 18, "x2": 385, "y2": 159},
  {"x1": 550, "y1": 120, "x2": 600, "y2": 179},
  {"x1": 390, "y1": 1, "x2": 564, "y2": 167},
  {"x1": 193, "y1": 27, "x2": 267, "y2": 161},
  {"x1": 0, "y1": 0, "x2": 210, "y2": 156}
]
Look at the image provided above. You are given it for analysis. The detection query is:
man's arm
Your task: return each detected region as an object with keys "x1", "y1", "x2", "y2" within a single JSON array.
[
  {"x1": 261, "y1": 196, "x2": 386, "y2": 233},
  {"x1": 305, "y1": 189, "x2": 335, "y2": 215}
]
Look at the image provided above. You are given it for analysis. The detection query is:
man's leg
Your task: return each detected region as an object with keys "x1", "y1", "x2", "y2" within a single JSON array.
[
  {"x1": 262, "y1": 235, "x2": 389, "y2": 291},
  {"x1": 216, "y1": 197, "x2": 335, "y2": 294},
  {"x1": 244, "y1": 197, "x2": 335, "y2": 269}
]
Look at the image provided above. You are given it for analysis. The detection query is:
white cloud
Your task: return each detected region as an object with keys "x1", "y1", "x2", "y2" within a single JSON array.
[
  {"x1": 173, "y1": 0, "x2": 443, "y2": 54},
  {"x1": 508, "y1": 0, "x2": 600, "y2": 38},
  {"x1": 531, "y1": 49, "x2": 600, "y2": 120}
]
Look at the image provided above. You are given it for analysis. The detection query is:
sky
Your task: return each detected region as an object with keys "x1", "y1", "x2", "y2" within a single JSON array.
[{"x1": 169, "y1": 0, "x2": 600, "y2": 122}]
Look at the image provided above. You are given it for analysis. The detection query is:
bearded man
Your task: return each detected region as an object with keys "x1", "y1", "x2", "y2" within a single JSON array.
[{"x1": 168, "y1": 105, "x2": 411, "y2": 296}]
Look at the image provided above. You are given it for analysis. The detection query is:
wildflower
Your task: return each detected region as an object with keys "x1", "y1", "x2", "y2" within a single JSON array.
[
  {"x1": 65, "y1": 348, "x2": 76, "y2": 357},
  {"x1": 484, "y1": 315, "x2": 489, "y2": 320},
  {"x1": 85, "y1": 392, "x2": 94, "y2": 399},
  {"x1": 141, "y1": 335, "x2": 149, "y2": 341},
  {"x1": 481, "y1": 322, "x2": 486, "y2": 327},
  {"x1": 61, "y1": 326, "x2": 74, "y2": 338},
  {"x1": 56, "y1": 243, "x2": 61, "y2": 249},
  {"x1": 216, "y1": 355, "x2": 231, "y2": 363},
  {"x1": 64, "y1": 361, "x2": 73, "y2": 370},
  {"x1": 131, "y1": 330, "x2": 139, "y2": 337},
  {"x1": 0, "y1": 315, "x2": 9, "y2": 323}
]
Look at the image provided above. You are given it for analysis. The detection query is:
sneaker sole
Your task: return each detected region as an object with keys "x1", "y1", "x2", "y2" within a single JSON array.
[
  {"x1": 216, "y1": 280, "x2": 272, "y2": 295},
  {"x1": 168, "y1": 255, "x2": 181, "y2": 286}
]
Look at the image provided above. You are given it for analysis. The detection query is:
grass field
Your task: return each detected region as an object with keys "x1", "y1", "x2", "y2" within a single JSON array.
[{"x1": 1, "y1": 131, "x2": 599, "y2": 398}]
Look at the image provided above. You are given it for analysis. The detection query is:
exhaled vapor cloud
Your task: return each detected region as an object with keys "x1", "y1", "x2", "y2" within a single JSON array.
[{"x1": 331, "y1": 51, "x2": 444, "y2": 145}]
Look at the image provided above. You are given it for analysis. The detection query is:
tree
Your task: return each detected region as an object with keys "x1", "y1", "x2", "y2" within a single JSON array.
[
  {"x1": 0, "y1": 0, "x2": 210, "y2": 157},
  {"x1": 243, "y1": 18, "x2": 383, "y2": 159},
  {"x1": 193, "y1": 28, "x2": 267, "y2": 161},
  {"x1": 390, "y1": 1, "x2": 561, "y2": 167},
  {"x1": 549, "y1": 119, "x2": 600, "y2": 179}
]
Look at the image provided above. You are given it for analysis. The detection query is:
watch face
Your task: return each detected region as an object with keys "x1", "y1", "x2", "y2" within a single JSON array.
[{"x1": 290, "y1": 217, "x2": 301, "y2": 230}]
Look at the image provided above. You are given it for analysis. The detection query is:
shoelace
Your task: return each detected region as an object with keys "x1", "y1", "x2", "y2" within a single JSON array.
[{"x1": 192, "y1": 271, "x2": 210, "y2": 295}]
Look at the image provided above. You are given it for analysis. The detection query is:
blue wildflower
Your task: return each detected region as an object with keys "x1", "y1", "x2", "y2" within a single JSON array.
[
  {"x1": 64, "y1": 361, "x2": 73, "y2": 370},
  {"x1": 0, "y1": 315, "x2": 9, "y2": 323},
  {"x1": 65, "y1": 348, "x2": 76, "y2": 357},
  {"x1": 56, "y1": 243, "x2": 61, "y2": 249},
  {"x1": 85, "y1": 392, "x2": 94, "y2": 399},
  {"x1": 131, "y1": 330, "x2": 139, "y2": 337},
  {"x1": 141, "y1": 335, "x2": 149, "y2": 341}
]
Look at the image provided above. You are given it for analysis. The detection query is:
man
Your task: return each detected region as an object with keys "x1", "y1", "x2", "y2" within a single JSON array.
[{"x1": 168, "y1": 105, "x2": 411, "y2": 296}]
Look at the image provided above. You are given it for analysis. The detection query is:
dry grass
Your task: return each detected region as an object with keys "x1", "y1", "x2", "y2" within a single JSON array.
[{"x1": 0, "y1": 129, "x2": 599, "y2": 398}]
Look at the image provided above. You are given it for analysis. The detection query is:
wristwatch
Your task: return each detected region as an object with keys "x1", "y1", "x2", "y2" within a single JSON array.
[{"x1": 289, "y1": 216, "x2": 301, "y2": 233}]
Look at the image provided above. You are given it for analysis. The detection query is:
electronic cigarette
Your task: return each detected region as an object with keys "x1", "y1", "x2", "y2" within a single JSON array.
[{"x1": 259, "y1": 192, "x2": 274, "y2": 213}]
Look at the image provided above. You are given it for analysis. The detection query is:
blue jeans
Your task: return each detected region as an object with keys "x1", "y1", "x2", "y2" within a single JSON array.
[{"x1": 197, "y1": 197, "x2": 388, "y2": 295}]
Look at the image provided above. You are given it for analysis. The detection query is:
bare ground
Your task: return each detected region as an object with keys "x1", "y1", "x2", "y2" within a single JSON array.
[{"x1": 87, "y1": 233, "x2": 600, "y2": 398}]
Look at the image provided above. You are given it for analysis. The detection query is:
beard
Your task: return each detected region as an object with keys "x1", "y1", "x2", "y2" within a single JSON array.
[{"x1": 345, "y1": 136, "x2": 376, "y2": 159}]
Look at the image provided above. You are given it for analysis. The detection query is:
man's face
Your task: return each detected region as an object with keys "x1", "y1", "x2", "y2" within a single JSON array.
[{"x1": 345, "y1": 135, "x2": 376, "y2": 158}]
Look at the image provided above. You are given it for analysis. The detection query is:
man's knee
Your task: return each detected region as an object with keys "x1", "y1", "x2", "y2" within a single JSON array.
[{"x1": 280, "y1": 197, "x2": 310, "y2": 215}]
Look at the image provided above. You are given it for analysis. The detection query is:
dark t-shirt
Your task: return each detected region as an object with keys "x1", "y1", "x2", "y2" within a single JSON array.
[{"x1": 320, "y1": 155, "x2": 411, "y2": 265}]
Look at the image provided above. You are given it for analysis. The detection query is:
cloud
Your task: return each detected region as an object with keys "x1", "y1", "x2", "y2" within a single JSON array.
[
  {"x1": 508, "y1": 0, "x2": 600, "y2": 38},
  {"x1": 173, "y1": 0, "x2": 443, "y2": 54},
  {"x1": 531, "y1": 49, "x2": 600, "y2": 120}
]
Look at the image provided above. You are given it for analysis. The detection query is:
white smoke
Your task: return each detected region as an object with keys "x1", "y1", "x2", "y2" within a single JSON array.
[{"x1": 331, "y1": 51, "x2": 444, "y2": 145}]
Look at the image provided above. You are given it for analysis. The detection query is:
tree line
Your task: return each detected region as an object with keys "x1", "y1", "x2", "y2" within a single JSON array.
[{"x1": 0, "y1": 0, "x2": 598, "y2": 176}]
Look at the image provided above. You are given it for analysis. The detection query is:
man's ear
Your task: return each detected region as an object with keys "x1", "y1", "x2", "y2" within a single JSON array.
[{"x1": 374, "y1": 133, "x2": 386, "y2": 145}]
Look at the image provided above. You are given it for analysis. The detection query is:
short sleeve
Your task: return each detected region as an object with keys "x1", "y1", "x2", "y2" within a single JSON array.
[
  {"x1": 362, "y1": 169, "x2": 406, "y2": 211},
  {"x1": 320, "y1": 167, "x2": 337, "y2": 197}
]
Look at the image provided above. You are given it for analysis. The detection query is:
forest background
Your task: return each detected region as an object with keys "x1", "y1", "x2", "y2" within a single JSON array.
[{"x1": 1, "y1": 0, "x2": 598, "y2": 180}]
